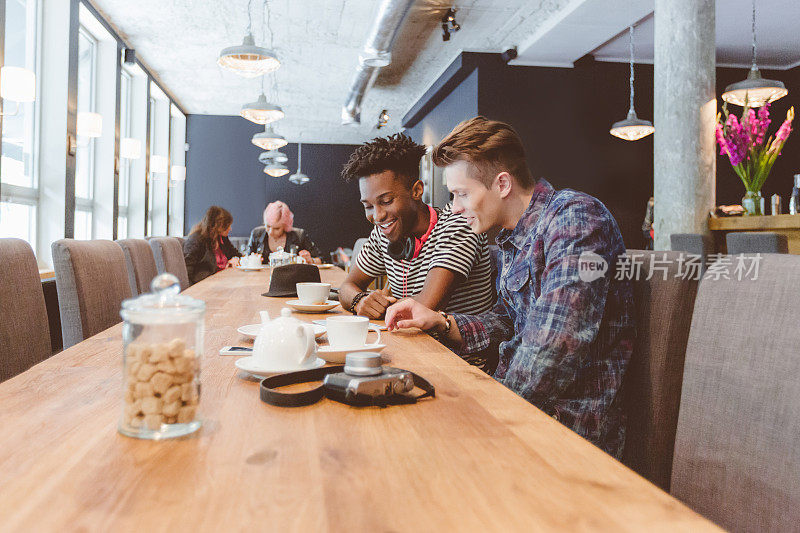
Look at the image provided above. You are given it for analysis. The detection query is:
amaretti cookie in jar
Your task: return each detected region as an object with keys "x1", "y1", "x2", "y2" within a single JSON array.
[{"x1": 119, "y1": 273, "x2": 205, "y2": 439}]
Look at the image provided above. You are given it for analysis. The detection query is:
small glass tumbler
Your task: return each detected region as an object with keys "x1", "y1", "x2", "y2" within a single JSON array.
[{"x1": 119, "y1": 273, "x2": 205, "y2": 439}]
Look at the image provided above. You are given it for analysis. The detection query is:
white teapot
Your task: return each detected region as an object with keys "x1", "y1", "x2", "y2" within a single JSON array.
[{"x1": 252, "y1": 308, "x2": 317, "y2": 370}]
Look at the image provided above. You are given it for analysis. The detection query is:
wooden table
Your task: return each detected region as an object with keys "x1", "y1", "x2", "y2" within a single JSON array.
[
  {"x1": 708, "y1": 213, "x2": 800, "y2": 254},
  {"x1": 0, "y1": 267, "x2": 720, "y2": 531}
]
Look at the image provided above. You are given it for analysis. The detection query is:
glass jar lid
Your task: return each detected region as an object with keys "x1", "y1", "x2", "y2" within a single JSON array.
[{"x1": 121, "y1": 273, "x2": 205, "y2": 324}]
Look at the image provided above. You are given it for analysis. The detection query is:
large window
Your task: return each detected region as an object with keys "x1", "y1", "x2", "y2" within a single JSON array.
[
  {"x1": 74, "y1": 25, "x2": 97, "y2": 240},
  {"x1": 117, "y1": 69, "x2": 132, "y2": 238},
  {"x1": 0, "y1": 0, "x2": 39, "y2": 248}
]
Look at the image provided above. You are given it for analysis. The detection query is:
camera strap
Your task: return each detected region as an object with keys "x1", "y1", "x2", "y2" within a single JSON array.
[{"x1": 259, "y1": 365, "x2": 435, "y2": 408}]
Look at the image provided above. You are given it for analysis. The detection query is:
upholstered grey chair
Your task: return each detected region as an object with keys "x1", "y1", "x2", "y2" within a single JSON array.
[
  {"x1": 671, "y1": 253, "x2": 800, "y2": 531},
  {"x1": 51, "y1": 239, "x2": 132, "y2": 349},
  {"x1": 148, "y1": 236, "x2": 190, "y2": 291},
  {"x1": 621, "y1": 250, "x2": 700, "y2": 491},
  {"x1": 0, "y1": 238, "x2": 52, "y2": 382},
  {"x1": 726, "y1": 231, "x2": 788, "y2": 255},
  {"x1": 116, "y1": 238, "x2": 159, "y2": 295},
  {"x1": 669, "y1": 232, "x2": 714, "y2": 271}
]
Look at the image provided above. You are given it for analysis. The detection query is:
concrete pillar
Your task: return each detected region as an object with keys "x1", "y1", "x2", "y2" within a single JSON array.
[{"x1": 653, "y1": 0, "x2": 716, "y2": 250}]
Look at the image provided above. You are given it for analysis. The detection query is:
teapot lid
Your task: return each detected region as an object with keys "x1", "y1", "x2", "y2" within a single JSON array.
[{"x1": 120, "y1": 273, "x2": 205, "y2": 324}]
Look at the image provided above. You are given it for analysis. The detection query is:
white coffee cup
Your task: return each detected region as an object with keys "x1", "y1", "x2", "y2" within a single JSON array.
[
  {"x1": 325, "y1": 316, "x2": 381, "y2": 349},
  {"x1": 296, "y1": 282, "x2": 331, "y2": 305}
]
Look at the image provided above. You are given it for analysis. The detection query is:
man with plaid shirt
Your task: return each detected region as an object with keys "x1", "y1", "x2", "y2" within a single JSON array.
[{"x1": 386, "y1": 117, "x2": 635, "y2": 457}]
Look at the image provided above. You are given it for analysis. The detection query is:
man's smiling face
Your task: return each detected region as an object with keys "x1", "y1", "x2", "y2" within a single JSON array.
[{"x1": 359, "y1": 170, "x2": 422, "y2": 243}]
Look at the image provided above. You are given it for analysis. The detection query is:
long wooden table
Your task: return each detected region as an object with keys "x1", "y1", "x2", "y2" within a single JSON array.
[{"x1": 0, "y1": 267, "x2": 721, "y2": 531}]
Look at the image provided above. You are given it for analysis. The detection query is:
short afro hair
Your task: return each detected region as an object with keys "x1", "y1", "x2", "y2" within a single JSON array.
[{"x1": 341, "y1": 133, "x2": 426, "y2": 188}]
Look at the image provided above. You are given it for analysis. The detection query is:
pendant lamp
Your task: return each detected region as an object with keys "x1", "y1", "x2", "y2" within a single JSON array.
[
  {"x1": 289, "y1": 143, "x2": 310, "y2": 185},
  {"x1": 609, "y1": 25, "x2": 654, "y2": 141}
]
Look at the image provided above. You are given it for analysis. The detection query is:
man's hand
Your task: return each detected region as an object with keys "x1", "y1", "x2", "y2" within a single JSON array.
[
  {"x1": 356, "y1": 287, "x2": 397, "y2": 319},
  {"x1": 385, "y1": 298, "x2": 444, "y2": 332}
]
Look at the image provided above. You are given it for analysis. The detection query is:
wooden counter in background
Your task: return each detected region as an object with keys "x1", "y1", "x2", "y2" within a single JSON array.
[{"x1": 708, "y1": 214, "x2": 800, "y2": 254}]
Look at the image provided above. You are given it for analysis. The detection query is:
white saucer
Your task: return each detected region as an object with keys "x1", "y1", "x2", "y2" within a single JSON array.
[
  {"x1": 234, "y1": 356, "x2": 326, "y2": 377},
  {"x1": 236, "y1": 265, "x2": 265, "y2": 271},
  {"x1": 317, "y1": 344, "x2": 386, "y2": 363},
  {"x1": 317, "y1": 264, "x2": 334, "y2": 269},
  {"x1": 237, "y1": 323, "x2": 326, "y2": 339},
  {"x1": 286, "y1": 300, "x2": 339, "y2": 313}
]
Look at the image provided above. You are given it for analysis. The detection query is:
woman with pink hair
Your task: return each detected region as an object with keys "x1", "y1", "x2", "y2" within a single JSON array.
[{"x1": 247, "y1": 201, "x2": 322, "y2": 264}]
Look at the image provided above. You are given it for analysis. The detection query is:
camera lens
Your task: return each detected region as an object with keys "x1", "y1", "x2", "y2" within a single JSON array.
[{"x1": 344, "y1": 352, "x2": 383, "y2": 376}]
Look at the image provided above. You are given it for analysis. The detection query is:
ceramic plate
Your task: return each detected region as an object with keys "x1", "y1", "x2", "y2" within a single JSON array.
[
  {"x1": 234, "y1": 356, "x2": 326, "y2": 378},
  {"x1": 236, "y1": 265, "x2": 266, "y2": 271},
  {"x1": 317, "y1": 343, "x2": 386, "y2": 364},
  {"x1": 285, "y1": 300, "x2": 339, "y2": 313},
  {"x1": 237, "y1": 323, "x2": 326, "y2": 339}
]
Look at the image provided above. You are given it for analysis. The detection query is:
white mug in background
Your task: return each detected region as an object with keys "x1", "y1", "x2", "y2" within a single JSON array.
[
  {"x1": 325, "y1": 316, "x2": 381, "y2": 349},
  {"x1": 296, "y1": 282, "x2": 331, "y2": 305}
]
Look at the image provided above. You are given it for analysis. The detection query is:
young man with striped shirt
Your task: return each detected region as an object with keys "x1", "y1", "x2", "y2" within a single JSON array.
[{"x1": 339, "y1": 134, "x2": 495, "y2": 368}]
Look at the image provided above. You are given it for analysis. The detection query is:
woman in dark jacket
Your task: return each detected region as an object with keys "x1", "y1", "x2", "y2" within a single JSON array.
[
  {"x1": 247, "y1": 201, "x2": 322, "y2": 264},
  {"x1": 184, "y1": 206, "x2": 242, "y2": 285}
]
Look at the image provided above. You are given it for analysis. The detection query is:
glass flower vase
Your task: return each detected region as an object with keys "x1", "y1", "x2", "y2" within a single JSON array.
[{"x1": 742, "y1": 190, "x2": 765, "y2": 216}]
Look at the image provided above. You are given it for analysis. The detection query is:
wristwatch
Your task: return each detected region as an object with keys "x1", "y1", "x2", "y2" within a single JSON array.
[{"x1": 428, "y1": 311, "x2": 451, "y2": 341}]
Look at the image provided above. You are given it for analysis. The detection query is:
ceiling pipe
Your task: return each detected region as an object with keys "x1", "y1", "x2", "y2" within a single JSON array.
[{"x1": 341, "y1": 0, "x2": 415, "y2": 125}]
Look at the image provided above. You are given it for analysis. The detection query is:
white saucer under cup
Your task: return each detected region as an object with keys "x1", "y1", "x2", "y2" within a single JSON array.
[{"x1": 325, "y1": 316, "x2": 381, "y2": 350}]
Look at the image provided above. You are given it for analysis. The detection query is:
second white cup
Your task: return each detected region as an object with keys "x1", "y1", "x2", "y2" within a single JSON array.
[
  {"x1": 296, "y1": 282, "x2": 331, "y2": 305},
  {"x1": 326, "y1": 316, "x2": 381, "y2": 349}
]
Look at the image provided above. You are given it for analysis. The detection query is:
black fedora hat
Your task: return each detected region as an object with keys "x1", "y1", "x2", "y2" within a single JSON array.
[{"x1": 262, "y1": 263, "x2": 321, "y2": 297}]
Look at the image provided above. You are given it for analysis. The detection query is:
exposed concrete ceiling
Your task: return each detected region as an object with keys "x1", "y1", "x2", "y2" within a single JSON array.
[{"x1": 87, "y1": 0, "x2": 574, "y2": 144}]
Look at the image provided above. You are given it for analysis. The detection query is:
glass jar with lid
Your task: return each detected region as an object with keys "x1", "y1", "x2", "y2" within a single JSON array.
[{"x1": 119, "y1": 273, "x2": 205, "y2": 439}]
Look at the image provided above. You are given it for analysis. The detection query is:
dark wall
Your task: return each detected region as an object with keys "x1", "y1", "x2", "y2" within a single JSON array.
[
  {"x1": 185, "y1": 115, "x2": 267, "y2": 237},
  {"x1": 402, "y1": 52, "x2": 800, "y2": 249},
  {"x1": 185, "y1": 115, "x2": 371, "y2": 255},
  {"x1": 404, "y1": 68, "x2": 478, "y2": 145}
]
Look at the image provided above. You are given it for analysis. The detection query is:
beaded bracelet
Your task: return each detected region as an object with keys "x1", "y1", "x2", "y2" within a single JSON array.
[{"x1": 348, "y1": 291, "x2": 369, "y2": 314}]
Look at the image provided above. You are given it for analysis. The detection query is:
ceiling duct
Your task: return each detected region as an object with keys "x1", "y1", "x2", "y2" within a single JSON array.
[{"x1": 341, "y1": 0, "x2": 415, "y2": 125}]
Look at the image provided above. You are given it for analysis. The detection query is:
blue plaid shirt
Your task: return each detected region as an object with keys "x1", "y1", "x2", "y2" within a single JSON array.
[{"x1": 451, "y1": 179, "x2": 635, "y2": 457}]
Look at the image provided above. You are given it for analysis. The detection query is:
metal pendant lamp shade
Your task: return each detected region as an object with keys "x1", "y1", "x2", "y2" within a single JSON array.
[
  {"x1": 264, "y1": 163, "x2": 289, "y2": 177},
  {"x1": 258, "y1": 149, "x2": 288, "y2": 164},
  {"x1": 252, "y1": 126, "x2": 288, "y2": 150},
  {"x1": 721, "y1": 0, "x2": 788, "y2": 107},
  {"x1": 289, "y1": 143, "x2": 310, "y2": 185},
  {"x1": 218, "y1": 34, "x2": 280, "y2": 78},
  {"x1": 610, "y1": 25, "x2": 654, "y2": 141},
  {"x1": 240, "y1": 93, "x2": 284, "y2": 124}
]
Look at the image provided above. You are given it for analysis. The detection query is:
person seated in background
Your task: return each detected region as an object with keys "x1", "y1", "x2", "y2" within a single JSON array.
[
  {"x1": 183, "y1": 206, "x2": 242, "y2": 285},
  {"x1": 385, "y1": 117, "x2": 635, "y2": 458},
  {"x1": 339, "y1": 133, "x2": 495, "y2": 368},
  {"x1": 248, "y1": 201, "x2": 322, "y2": 264}
]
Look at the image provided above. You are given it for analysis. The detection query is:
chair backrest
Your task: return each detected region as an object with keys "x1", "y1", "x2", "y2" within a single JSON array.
[
  {"x1": 0, "y1": 238, "x2": 52, "y2": 382},
  {"x1": 351, "y1": 238, "x2": 369, "y2": 264},
  {"x1": 670, "y1": 232, "x2": 712, "y2": 257},
  {"x1": 671, "y1": 253, "x2": 800, "y2": 531},
  {"x1": 621, "y1": 250, "x2": 700, "y2": 491},
  {"x1": 51, "y1": 239, "x2": 132, "y2": 349},
  {"x1": 116, "y1": 238, "x2": 159, "y2": 295},
  {"x1": 148, "y1": 237, "x2": 190, "y2": 291},
  {"x1": 726, "y1": 231, "x2": 788, "y2": 255}
]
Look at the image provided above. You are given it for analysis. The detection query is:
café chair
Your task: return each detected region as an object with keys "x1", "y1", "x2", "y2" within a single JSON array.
[
  {"x1": 621, "y1": 250, "x2": 700, "y2": 491},
  {"x1": 726, "y1": 231, "x2": 788, "y2": 255},
  {"x1": 351, "y1": 237, "x2": 368, "y2": 265},
  {"x1": 671, "y1": 253, "x2": 800, "y2": 532},
  {"x1": 0, "y1": 238, "x2": 52, "y2": 382},
  {"x1": 51, "y1": 239, "x2": 132, "y2": 349},
  {"x1": 116, "y1": 238, "x2": 159, "y2": 295},
  {"x1": 669, "y1": 233, "x2": 713, "y2": 272},
  {"x1": 148, "y1": 237, "x2": 190, "y2": 291}
]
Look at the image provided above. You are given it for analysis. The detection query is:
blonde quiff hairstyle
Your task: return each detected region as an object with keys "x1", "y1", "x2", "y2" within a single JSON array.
[{"x1": 432, "y1": 116, "x2": 533, "y2": 188}]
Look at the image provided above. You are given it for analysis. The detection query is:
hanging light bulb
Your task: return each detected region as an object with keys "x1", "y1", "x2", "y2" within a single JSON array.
[
  {"x1": 240, "y1": 93, "x2": 284, "y2": 124},
  {"x1": 258, "y1": 150, "x2": 288, "y2": 164},
  {"x1": 218, "y1": 34, "x2": 279, "y2": 77},
  {"x1": 610, "y1": 25, "x2": 654, "y2": 141},
  {"x1": 264, "y1": 162, "x2": 289, "y2": 177},
  {"x1": 288, "y1": 142, "x2": 310, "y2": 185},
  {"x1": 721, "y1": 0, "x2": 787, "y2": 107},
  {"x1": 252, "y1": 125, "x2": 288, "y2": 150}
]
